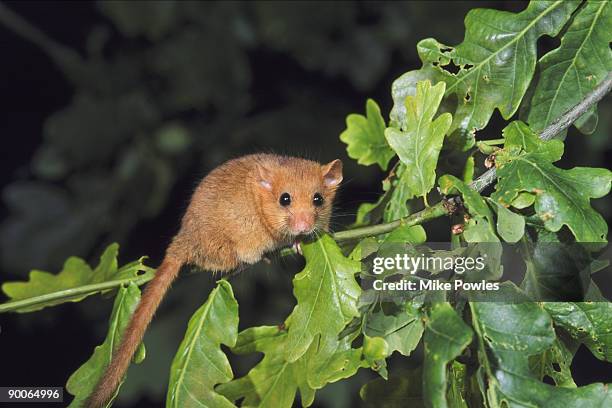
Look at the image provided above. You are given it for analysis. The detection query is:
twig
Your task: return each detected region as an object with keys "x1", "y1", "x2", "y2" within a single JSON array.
[
  {"x1": 0, "y1": 67, "x2": 609, "y2": 312},
  {"x1": 334, "y1": 71, "x2": 612, "y2": 242},
  {"x1": 540, "y1": 72, "x2": 612, "y2": 141},
  {"x1": 333, "y1": 199, "x2": 449, "y2": 241},
  {"x1": 0, "y1": 272, "x2": 155, "y2": 313}
]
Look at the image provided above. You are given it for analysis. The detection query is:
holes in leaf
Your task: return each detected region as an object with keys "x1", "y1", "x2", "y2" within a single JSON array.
[
  {"x1": 136, "y1": 269, "x2": 146, "y2": 276},
  {"x1": 440, "y1": 47, "x2": 453, "y2": 53},
  {"x1": 464, "y1": 64, "x2": 473, "y2": 70},
  {"x1": 464, "y1": 92, "x2": 472, "y2": 103},
  {"x1": 543, "y1": 375, "x2": 555, "y2": 385},
  {"x1": 552, "y1": 362, "x2": 561, "y2": 372},
  {"x1": 445, "y1": 60, "x2": 462, "y2": 75}
]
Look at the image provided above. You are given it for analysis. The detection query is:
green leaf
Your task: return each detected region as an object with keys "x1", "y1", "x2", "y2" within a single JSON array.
[
  {"x1": 423, "y1": 302, "x2": 473, "y2": 408},
  {"x1": 66, "y1": 282, "x2": 143, "y2": 407},
  {"x1": 462, "y1": 156, "x2": 474, "y2": 184},
  {"x1": 220, "y1": 325, "x2": 366, "y2": 408},
  {"x1": 353, "y1": 162, "x2": 430, "y2": 229},
  {"x1": 439, "y1": 176, "x2": 493, "y2": 225},
  {"x1": 166, "y1": 280, "x2": 238, "y2": 408},
  {"x1": 473, "y1": 301, "x2": 556, "y2": 355},
  {"x1": 390, "y1": 66, "x2": 441, "y2": 129},
  {"x1": 218, "y1": 326, "x2": 315, "y2": 408},
  {"x1": 384, "y1": 164, "x2": 414, "y2": 222},
  {"x1": 486, "y1": 198, "x2": 525, "y2": 243},
  {"x1": 306, "y1": 334, "x2": 367, "y2": 389},
  {"x1": 284, "y1": 234, "x2": 361, "y2": 362},
  {"x1": 348, "y1": 237, "x2": 379, "y2": 261},
  {"x1": 476, "y1": 140, "x2": 502, "y2": 155},
  {"x1": 219, "y1": 261, "x2": 367, "y2": 408},
  {"x1": 93, "y1": 243, "x2": 119, "y2": 282},
  {"x1": 527, "y1": 0, "x2": 612, "y2": 134},
  {"x1": 511, "y1": 192, "x2": 536, "y2": 209},
  {"x1": 446, "y1": 362, "x2": 469, "y2": 408},
  {"x1": 438, "y1": 176, "x2": 503, "y2": 278},
  {"x1": 520, "y1": 231, "x2": 597, "y2": 301},
  {"x1": 364, "y1": 303, "x2": 424, "y2": 357},
  {"x1": 543, "y1": 302, "x2": 612, "y2": 362},
  {"x1": 495, "y1": 204, "x2": 525, "y2": 243},
  {"x1": 382, "y1": 224, "x2": 427, "y2": 246},
  {"x1": 354, "y1": 197, "x2": 387, "y2": 227},
  {"x1": 385, "y1": 81, "x2": 452, "y2": 202},
  {"x1": 1, "y1": 243, "x2": 154, "y2": 313},
  {"x1": 502, "y1": 120, "x2": 554, "y2": 154},
  {"x1": 340, "y1": 99, "x2": 395, "y2": 170},
  {"x1": 438, "y1": 175, "x2": 499, "y2": 243},
  {"x1": 493, "y1": 132, "x2": 612, "y2": 242},
  {"x1": 220, "y1": 234, "x2": 367, "y2": 408},
  {"x1": 353, "y1": 174, "x2": 394, "y2": 227},
  {"x1": 471, "y1": 300, "x2": 611, "y2": 406},
  {"x1": 529, "y1": 336, "x2": 578, "y2": 387},
  {"x1": 416, "y1": 1, "x2": 580, "y2": 149}
]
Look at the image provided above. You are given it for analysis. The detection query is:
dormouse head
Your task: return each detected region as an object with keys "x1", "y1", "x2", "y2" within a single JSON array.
[{"x1": 256, "y1": 156, "x2": 343, "y2": 239}]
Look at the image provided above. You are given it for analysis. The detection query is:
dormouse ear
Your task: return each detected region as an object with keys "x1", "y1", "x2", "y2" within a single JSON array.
[
  {"x1": 256, "y1": 163, "x2": 273, "y2": 191},
  {"x1": 321, "y1": 159, "x2": 343, "y2": 187}
]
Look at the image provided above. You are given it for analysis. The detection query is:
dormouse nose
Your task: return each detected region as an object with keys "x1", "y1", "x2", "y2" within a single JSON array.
[{"x1": 291, "y1": 212, "x2": 314, "y2": 234}]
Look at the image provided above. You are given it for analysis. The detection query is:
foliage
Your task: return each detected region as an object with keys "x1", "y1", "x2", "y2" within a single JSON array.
[
  {"x1": 393, "y1": 0, "x2": 582, "y2": 149},
  {"x1": 385, "y1": 81, "x2": 452, "y2": 204},
  {"x1": 1, "y1": 0, "x2": 464, "y2": 276},
  {"x1": 1, "y1": 1, "x2": 611, "y2": 407},
  {"x1": 471, "y1": 300, "x2": 610, "y2": 406},
  {"x1": 0, "y1": 243, "x2": 153, "y2": 313},
  {"x1": 494, "y1": 121, "x2": 611, "y2": 242},
  {"x1": 166, "y1": 280, "x2": 238, "y2": 408},
  {"x1": 526, "y1": 0, "x2": 612, "y2": 134},
  {"x1": 422, "y1": 303, "x2": 472, "y2": 408},
  {"x1": 66, "y1": 282, "x2": 145, "y2": 408},
  {"x1": 340, "y1": 99, "x2": 394, "y2": 171},
  {"x1": 217, "y1": 235, "x2": 369, "y2": 407}
]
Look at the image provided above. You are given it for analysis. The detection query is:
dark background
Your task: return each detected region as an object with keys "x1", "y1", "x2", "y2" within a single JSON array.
[{"x1": 0, "y1": 1, "x2": 610, "y2": 407}]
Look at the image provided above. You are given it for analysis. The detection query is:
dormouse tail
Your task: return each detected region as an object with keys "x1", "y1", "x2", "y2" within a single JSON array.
[{"x1": 87, "y1": 256, "x2": 182, "y2": 408}]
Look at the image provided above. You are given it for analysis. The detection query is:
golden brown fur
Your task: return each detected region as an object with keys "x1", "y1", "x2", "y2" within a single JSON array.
[{"x1": 87, "y1": 154, "x2": 342, "y2": 407}]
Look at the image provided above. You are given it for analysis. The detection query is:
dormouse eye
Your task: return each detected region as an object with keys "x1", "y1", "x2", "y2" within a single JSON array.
[
  {"x1": 313, "y1": 193, "x2": 324, "y2": 207},
  {"x1": 279, "y1": 192, "x2": 291, "y2": 206}
]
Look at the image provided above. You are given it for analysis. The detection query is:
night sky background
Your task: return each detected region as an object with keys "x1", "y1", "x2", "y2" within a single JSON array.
[{"x1": 0, "y1": 1, "x2": 610, "y2": 407}]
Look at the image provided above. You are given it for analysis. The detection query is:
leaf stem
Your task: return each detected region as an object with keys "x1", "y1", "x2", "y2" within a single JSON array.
[
  {"x1": 334, "y1": 71, "x2": 612, "y2": 242},
  {"x1": 0, "y1": 272, "x2": 155, "y2": 313}
]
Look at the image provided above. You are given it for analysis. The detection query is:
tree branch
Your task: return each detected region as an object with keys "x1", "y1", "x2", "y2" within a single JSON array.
[
  {"x1": 0, "y1": 272, "x2": 155, "y2": 313},
  {"x1": 334, "y1": 71, "x2": 612, "y2": 242},
  {"x1": 1, "y1": 74, "x2": 610, "y2": 313}
]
